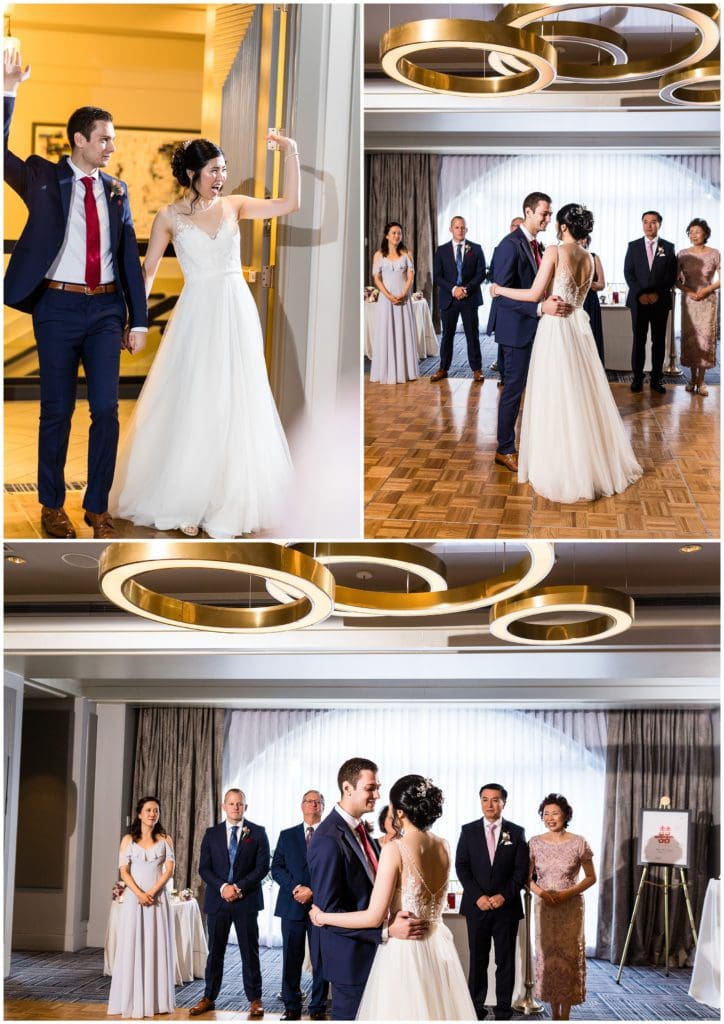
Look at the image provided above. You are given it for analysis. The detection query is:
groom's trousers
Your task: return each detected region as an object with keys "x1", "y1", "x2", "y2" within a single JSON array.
[
  {"x1": 32, "y1": 286, "x2": 124, "y2": 513},
  {"x1": 496, "y1": 343, "x2": 533, "y2": 454}
]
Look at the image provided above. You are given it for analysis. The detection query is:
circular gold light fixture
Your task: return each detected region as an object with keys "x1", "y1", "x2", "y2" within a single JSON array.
[
  {"x1": 489, "y1": 585, "x2": 634, "y2": 646},
  {"x1": 379, "y1": 18, "x2": 557, "y2": 97},
  {"x1": 267, "y1": 542, "x2": 449, "y2": 617},
  {"x1": 659, "y1": 62, "x2": 720, "y2": 106},
  {"x1": 679, "y1": 544, "x2": 703, "y2": 553},
  {"x1": 271, "y1": 541, "x2": 555, "y2": 617},
  {"x1": 498, "y1": 4, "x2": 720, "y2": 83},
  {"x1": 489, "y1": 20, "x2": 628, "y2": 80},
  {"x1": 99, "y1": 542, "x2": 335, "y2": 633}
]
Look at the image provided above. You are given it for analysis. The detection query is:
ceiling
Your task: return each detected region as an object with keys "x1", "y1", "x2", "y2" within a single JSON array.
[{"x1": 4, "y1": 541, "x2": 720, "y2": 708}]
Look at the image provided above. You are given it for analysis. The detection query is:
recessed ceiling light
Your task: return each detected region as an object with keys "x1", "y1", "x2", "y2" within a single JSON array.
[
  {"x1": 5, "y1": 555, "x2": 26, "y2": 566},
  {"x1": 679, "y1": 545, "x2": 702, "y2": 554},
  {"x1": 61, "y1": 552, "x2": 101, "y2": 568}
]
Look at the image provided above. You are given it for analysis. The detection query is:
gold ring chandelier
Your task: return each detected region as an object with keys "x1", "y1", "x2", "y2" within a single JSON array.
[
  {"x1": 98, "y1": 542, "x2": 635, "y2": 645},
  {"x1": 379, "y1": 3, "x2": 720, "y2": 105},
  {"x1": 658, "y1": 61, "x2": 720, "y2": 106}
]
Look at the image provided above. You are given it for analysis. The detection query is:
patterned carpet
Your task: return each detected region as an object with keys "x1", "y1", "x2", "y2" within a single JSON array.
[
  {"x1": 414, "y1": 331, "x2": 721, "y2": 385},
  {"x1": 4, "y1": 947, "x2": 719, "y2": 1020}
]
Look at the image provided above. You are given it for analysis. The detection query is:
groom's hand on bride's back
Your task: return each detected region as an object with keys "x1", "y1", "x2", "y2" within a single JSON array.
[
  {"x1": 388, "y1": 910, "x2": 429, "y2": 941},
  {"x1": 541, "y1": 295, "x2": 573, "y2": 318}
]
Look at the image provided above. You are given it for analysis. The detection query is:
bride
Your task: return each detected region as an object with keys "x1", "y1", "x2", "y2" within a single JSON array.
[
  {"x1": 490, "y1": 203, "x2": 643, "y2": 504},
  {"x1": 109, "y1": 133, "x2": 298, "y2": 537},
  {"x1": 311, "y1": 775, "x2": 476, "y2": 1021}
]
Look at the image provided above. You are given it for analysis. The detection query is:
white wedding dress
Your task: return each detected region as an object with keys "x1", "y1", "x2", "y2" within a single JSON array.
[
  {"x1": 110, "y1": 198, "x2": 293, "y2": 537},
  {"x1": 519, "y1": 244, "x2": 643, "y2": 503},
  {"x1": 357, "y1": 840, "x2": 476, "y2": 1021}
]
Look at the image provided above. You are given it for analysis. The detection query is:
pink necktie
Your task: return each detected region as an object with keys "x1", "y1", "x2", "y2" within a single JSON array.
[
  {"x1": 82, "y1": 176, "x2": 101, "y2": 291},
  {"x1": 487, "y1": 823, "x2": 497, "y2": 863},
  {"x1": 647, "y1": 239, "x2": 655, "y2": 270}
]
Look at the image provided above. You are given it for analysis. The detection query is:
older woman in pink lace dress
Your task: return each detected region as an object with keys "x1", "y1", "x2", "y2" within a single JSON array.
[
  {"x1": 677, "y1": 218, "x2": 720, "y2": 396},
  {"x1": 529, "y1": 794, "x2": 596, "y2": 1021}
]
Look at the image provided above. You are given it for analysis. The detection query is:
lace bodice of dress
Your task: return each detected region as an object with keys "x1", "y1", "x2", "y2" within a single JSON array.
[
  {"x1": 550, "y1": 244, "x2": 594, "y2": 309},
  {"x1": 171, "y1": 198, "x2": 241, "y2": 281},
  {"x1": 390, "y1": 839, "x2": 448, "y2": 922}
]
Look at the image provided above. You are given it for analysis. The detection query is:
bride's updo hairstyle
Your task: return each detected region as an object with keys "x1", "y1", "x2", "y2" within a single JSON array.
[
  {"x1": 171, "y1": 139, "x2": 225, "y2": 209},
  {"x1": 390, "y1": 774, "x2": 444, "y2": 832},
  {"x1": 557, "y1": 203, "x2": 594, "y2": 241}
]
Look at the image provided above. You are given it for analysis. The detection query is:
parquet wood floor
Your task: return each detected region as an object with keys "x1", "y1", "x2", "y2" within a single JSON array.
[
  {"x1": 5, "y1": 1001, "x2": 286, "y2": 1020},
  {"x1": 364, "y1": 378, "x2": 720, "y2": 539}
]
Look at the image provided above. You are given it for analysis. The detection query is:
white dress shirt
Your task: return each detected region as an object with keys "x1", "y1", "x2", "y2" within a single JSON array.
[{"x1": 47, "y1": 157, "x2": 114, "y2": 285}]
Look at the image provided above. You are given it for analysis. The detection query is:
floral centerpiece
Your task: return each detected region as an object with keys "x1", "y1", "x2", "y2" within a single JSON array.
[
  {"x1": 112, "y1": 880, "x2": 126, "y2": 903},
  {"x1": 364, "y1": 286, "x2": 379, "y2": 302},
  {"x1": 179, "y1": 888, "x2": 195, "y2": 902}
]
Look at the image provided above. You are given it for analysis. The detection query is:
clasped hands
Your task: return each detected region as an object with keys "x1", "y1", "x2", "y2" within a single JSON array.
[
  {"x1": 638, "y1": 293, "x2": 659, "y2": 305},
  {"x1": 292, "y1": 884, "x2": 313, "y2": 904},
  {"x1": 539, "y1": 888, "x2": 572, "y2": 906},
  {"x1": 476, "y1": 893, "x2": 506, "y2": 912},
  {"x1": 221, "y1": 882, "x2": 243, "y2": 902},
  {"x1": 138, "y1": 890, "x2": 157, "y2": 907}
]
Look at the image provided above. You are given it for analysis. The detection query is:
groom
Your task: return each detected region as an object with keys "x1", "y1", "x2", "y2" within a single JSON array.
[
  {"x1": 308, "y1": 757, "x2": 428, "y2": 1020},
  {"x1": 3, "y1": 50, "x2": 147, "y2": 539},
  {"x1": 488, "y1": 192, "x2": 571, "y2": 472}
]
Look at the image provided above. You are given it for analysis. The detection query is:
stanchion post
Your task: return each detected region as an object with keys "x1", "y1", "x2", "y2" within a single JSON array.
[{"x1": 513, "y1": 889, "x2": 543, "y2": 1016}]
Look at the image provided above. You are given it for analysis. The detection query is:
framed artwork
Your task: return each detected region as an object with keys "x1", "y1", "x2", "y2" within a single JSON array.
[
  {"x1": 638, "y1": 808, "x2": 691, "y2": 868},
  {"x1": 32, "y1": 123, "x2": 201, "y2": 238}
]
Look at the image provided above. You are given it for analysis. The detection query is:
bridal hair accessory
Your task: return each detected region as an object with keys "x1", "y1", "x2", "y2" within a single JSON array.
[
  {"x1": 182, "y1": 139, "x2": 193, "y2": 150},
  {"x1": 414, "y1": 777, "x2": 435, "y2": 798},
  {"x1": 572, "y1": 204, "x2": 588, "y2": 217}
]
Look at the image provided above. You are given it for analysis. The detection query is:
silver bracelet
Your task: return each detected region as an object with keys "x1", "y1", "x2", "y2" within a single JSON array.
[{"x1": 285, "y1": 149, "x2": 299, "y2": 160}]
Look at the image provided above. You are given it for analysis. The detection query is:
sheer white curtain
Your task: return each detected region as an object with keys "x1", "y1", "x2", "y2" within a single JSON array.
[
  {"x1": 439, "y1": 153, "x2": 720, "y2": 296},
  {"x1": 224, "y1": 707, "x2": 606, "y2": 950}
]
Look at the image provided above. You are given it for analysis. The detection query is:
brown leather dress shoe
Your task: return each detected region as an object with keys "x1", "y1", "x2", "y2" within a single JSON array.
[
  {"x1": 189, "y1": 996, "x2": 216, "y2": 1016},
  {"x1": 494, "y1": 451, "x2": 519, "y2": 473},
  {"x1": 430, "y1": 368, "x2": 448, "y2": 382},
  {"x1": 248, "y1": 999, "x2": 264, "y2": 1018},
  {"x1": 41, "y1": 506, "x2": 76, "y2": 538},
  {"x1": 84, "y1": 511, "x2": 118, "y2": 539},
  {"x1": 473, "y1": 370, "x2": 484, "y2": 383}
]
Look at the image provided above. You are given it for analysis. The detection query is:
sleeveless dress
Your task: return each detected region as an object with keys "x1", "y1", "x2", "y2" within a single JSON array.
[
  {"x1": 107, "y1": 838, "x2": 176, "y2": 1018},
  {"x1": 529, "y1": 835, "x2": 594, "y2": 1008},
  {"x1": 109, "y1": 198, "x2": 293, "y2": 537},
  {"x1": 356, "y1": 839, "x2": 476, "y2": 1020},
  {"x1": 370, "y1": 254, "x2": 419, "y2": 383},
  {"x1": 519, "y1": 245, "x2": 643, "y2": 503}
]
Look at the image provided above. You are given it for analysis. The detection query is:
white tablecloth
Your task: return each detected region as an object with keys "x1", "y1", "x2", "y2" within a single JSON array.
[
  {"x1": 443, "y1": 912, "x2": 527, "y2": 1005},
  {"x1": 689, "y1": 878, "x2": 720, "y2": 1008},
  {"x1": 600, "y1": 302, "x2": 678, "y2": 373},
  {"x1": 364, "y1": 297, "x2": 439, "y2": 359},
  {"x1": 104, "y1": 897, "x2": 208, "y2": 983}
]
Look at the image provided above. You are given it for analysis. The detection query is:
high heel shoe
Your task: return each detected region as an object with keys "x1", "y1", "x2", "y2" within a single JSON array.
[
  {"x1": 698, "y1": 383, "x2": 709, "y2": 396},
  {"x1": 685, "y1": 382, "x2": 695, "y2": 392},
  {"x1": 180, "y1": 525, "x2": 200, "y2": 537}
]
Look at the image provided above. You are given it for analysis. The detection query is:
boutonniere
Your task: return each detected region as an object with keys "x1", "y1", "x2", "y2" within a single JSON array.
[
  {"x1": 464, "y1": 244, "x2": 471, "y2": 256},
  {"x1": 500, "y1": 831, "x2": 513, "y2": 846},
  {"x1": 538, "y1": 242, "x2": 545, "y2": 254},
  {"x1": 109, "y1": 179, "x2": 124, "y2": 202},
  {"x1": 656, "y1": 246, "x2": 665, "y2": 258},
  {"x1": 240, "y1": 826, "x2": 251, "y2": 842}
]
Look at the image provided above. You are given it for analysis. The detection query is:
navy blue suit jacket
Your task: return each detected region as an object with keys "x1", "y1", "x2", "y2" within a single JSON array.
[
  {"x1": 272, "y1": 823, "x2": 314, "y2": 921},
  {"x1": 486, "y1": 227, "x2": 541, "y2": 347},
  {"x1": 624, "y1": 236, "x2": 677, "y2": 313},
  {"x1": 434, "y1": 240, "x2": 486, "y2": 310},
  {"x1": 455, "y1": 817, "x2": 528, "y2": 922},
  {"x1": 199, "y1": 819, "x2": 270, "y2": 916},
  {"x1": 3, "y1": 95, "x2": 147, "y2": 326},
  {"x1": 307, "y1": 808, "x2": 381, "y2": 987}
]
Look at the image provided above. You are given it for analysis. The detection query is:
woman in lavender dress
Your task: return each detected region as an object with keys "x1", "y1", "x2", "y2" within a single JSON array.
[
  {"x1": 677, "y1": 218, "x2": 720, "y2": 396},
  {"x1": 108, "y1": 797, "x2": 176, "y2": 1018},
  {"x1": 529, "y1": 794, "x2": 596, "y2": 1021},
  {"x1": 370, "y1": 222, "x2": 419, "y2": 384}
]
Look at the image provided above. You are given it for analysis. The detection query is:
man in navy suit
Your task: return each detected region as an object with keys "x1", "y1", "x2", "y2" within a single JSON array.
[
  {"x1": 191, "y1": 789, "x2": 270, "y2": 1018},
  {"x1": 272, "y1": 789, "x2": 330, "y2": 1021},
  {"x1": 432, "y1": 216, "x2": 487, "y2": 382},
  {"x1": 624, "y1": 210, "x2": 678, "y2": 394},
  {"x1": 456, "y1": 783, "x2": 529, "y2": 1021},
  {"x1": 487, "y1": 192, "x2": 572, "y2": 473},
  {"x1": 308, "y1": 757, "x2": 428, "y2": 1020},
  {"x1": 3, "y1": 50, "x2": 147, "y2": 539}
]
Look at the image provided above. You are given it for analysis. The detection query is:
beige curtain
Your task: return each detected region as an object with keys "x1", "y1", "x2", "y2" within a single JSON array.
[
  {"x1": 595, "y1": 709, "x2": 716, "y2": 966},
  {"x1": 132, "y1": 707, "x2": 225, "y2": 897},
  {"x1": 365, "y1": 153, "x2": 440, "y2": 327}
]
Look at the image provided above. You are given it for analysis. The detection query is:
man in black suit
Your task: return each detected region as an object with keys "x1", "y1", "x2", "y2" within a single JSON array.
[
  {"x1": 191, "y1": 789, "x2": 270, "y2": 1017},
  {"x1": 624, "y1": 210, "x2": 678, "y2": 394},
  {"x1": 432, "y1": 216, "x2": 486, "y2": 382},
  {"x1": 488, "y1": 217, "x2": 524, "y2": 387},
  {"x1": 272, "y1": 790, "x2": 329, "y2": 1021},
  {"x1": 456, "y1": 783, "x2": 529, "y2": 1021}
]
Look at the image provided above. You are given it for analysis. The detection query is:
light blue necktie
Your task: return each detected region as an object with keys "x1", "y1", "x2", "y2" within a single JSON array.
[
  {"x1": 455, "y1": 244, "x2": 463, "y2": 285},
  {"x1": 228, "y1": 825, "x2": 239, "y2": 882}
]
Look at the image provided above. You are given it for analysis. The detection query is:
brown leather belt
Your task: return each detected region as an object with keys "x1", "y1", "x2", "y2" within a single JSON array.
[{"x1": 44, "y1": 281, "x2": 117, "y2": 295}]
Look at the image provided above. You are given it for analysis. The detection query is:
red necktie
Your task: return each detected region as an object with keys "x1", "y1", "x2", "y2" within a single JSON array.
[
  {"x1": 530, "y1": 239, "x2": 541, "y2": 267},
  {"x1": 355, "y1": 823, "x2": 379, "y2": 873},
  {"x1": 82, "y1": 176, "x2": 101, "y2": 291}
]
